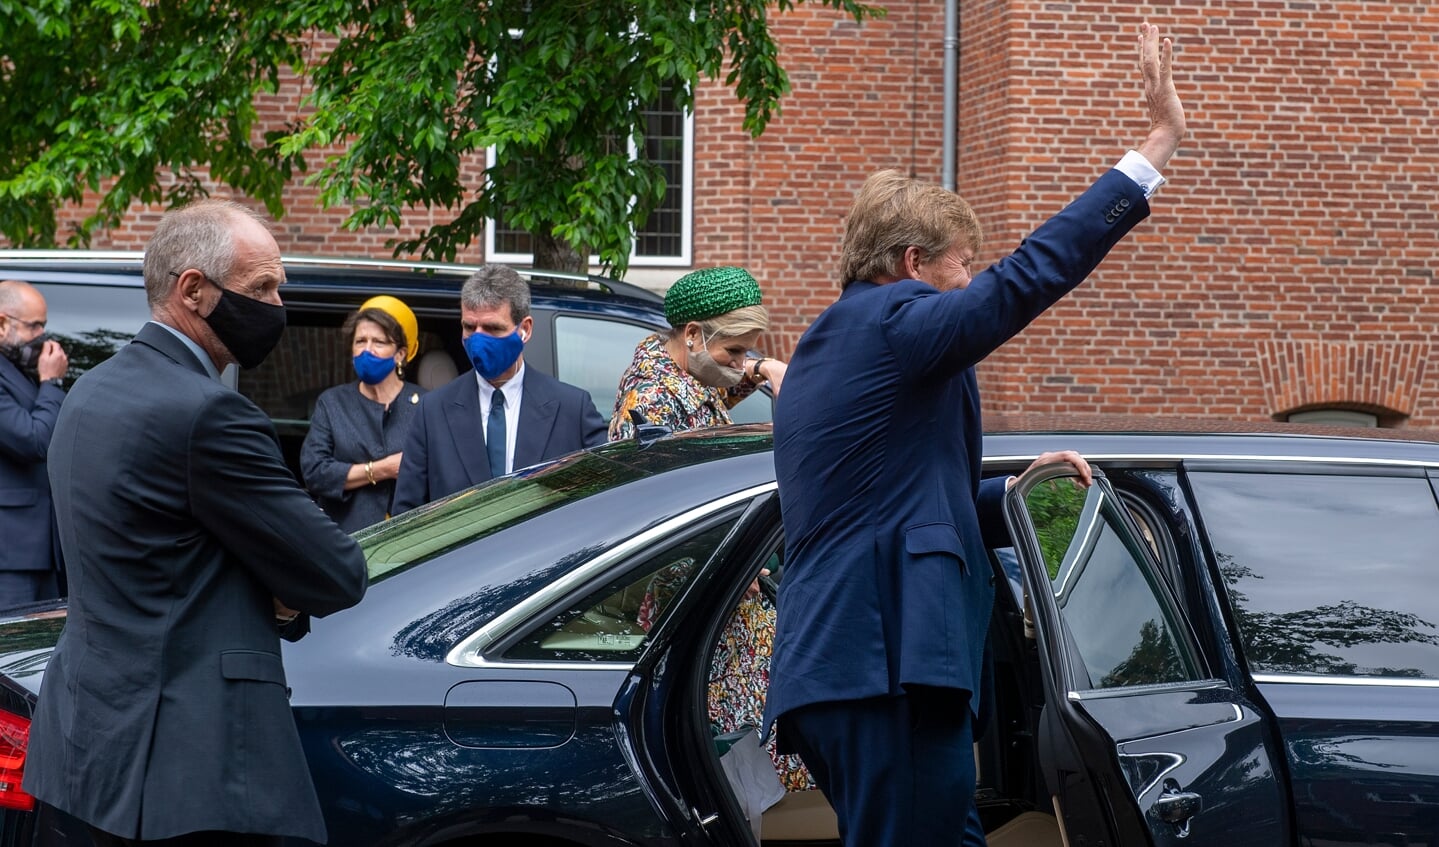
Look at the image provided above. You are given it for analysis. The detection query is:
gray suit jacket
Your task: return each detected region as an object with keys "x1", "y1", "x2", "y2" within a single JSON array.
[
  {"x1": 24, "y1": 323, "x2": 368, "y2": 842},
  {"x1": 392, "y1": 365, "x2": 607, "y2": 513},
  {"x1": 0, "y1": 356, "x2": 64, "y2": 574}
]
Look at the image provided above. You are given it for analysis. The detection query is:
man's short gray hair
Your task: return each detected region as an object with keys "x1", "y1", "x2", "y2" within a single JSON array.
[
  {"x1": 142, "y1": 199, "x2": 269, "y2": 308},
  {"x1": 460, "y1": 265, "x2": 531, "y2": 323}
]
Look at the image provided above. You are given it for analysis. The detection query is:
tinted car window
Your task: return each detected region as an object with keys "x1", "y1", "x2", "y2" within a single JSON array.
[
  {"x1": 1189, "y1": 470, "x2": 1439, "y2": 679},
  {"x1": 1026, "y1": 477, "x2": 1201, "y2": 689},
  {"x1": 553, "y1": 314, "x2": 655, "y2": 422},
  {"x1": 505, "y1": 516, "x2": 739, "y2": 662},
  {"x1": 31, "y1": 281, "x2": 149, "y2": 380}
]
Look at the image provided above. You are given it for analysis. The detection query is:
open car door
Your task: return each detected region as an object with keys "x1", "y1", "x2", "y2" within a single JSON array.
[{"x1": 1002, "y1": 463, "x2": 1289, "y2": 847}]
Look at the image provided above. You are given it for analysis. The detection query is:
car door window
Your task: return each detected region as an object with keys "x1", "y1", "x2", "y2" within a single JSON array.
[
  {"x1": 1020, "y1": 475, "x2": 1202, "y2": 690},
  {"x1": 32, "y1": 282, "x2": 150, "y2": 379},
  {"x1": 1188, "y1": 470, "x2": 1439, "y2": 680},
  {"x1": 505, "y1": 517, "x2": 739, "y2": 662},
  {"x1": 553, "y1": 314, "x2": 655, "y2": 420}
]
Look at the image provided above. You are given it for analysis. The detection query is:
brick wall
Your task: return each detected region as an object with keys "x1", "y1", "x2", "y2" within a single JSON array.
[
  {"x1": 15, "y1": 2, "x2": 1439, "y2": 427},
  {"x1": 973, "y1": 2, "x2": 1439, "y2": 428},
  {"x1": 693, "y1": 1, "x2": 1439, "y2": 428}
]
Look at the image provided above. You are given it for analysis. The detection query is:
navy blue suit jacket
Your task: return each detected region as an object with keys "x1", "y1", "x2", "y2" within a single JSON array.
[
  {"x1": 766, "y1": 169, "x2": 1150, "y2": 730},
  {"x1": 0, "y1": 356, "x2": 64, "y2": 574},
  {"x1": 392, "y1": 365, "x2": 607, "y2": 513}
]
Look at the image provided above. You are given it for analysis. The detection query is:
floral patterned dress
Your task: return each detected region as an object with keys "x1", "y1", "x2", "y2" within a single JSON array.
[
  {"x1": 637, "y1": 566, "x2": 813, "y2": 792},
  {"x1": 608, "y1": 333, "x2": 758, "y2": 441},
  {"x1": 615, "y1": 335, "x2": 812, "y2": 791}
]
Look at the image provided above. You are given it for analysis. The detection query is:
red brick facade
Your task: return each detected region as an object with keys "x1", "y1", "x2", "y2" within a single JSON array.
[{"x1": 25, "y1": 2, "x2": 1439, "y2": 427}]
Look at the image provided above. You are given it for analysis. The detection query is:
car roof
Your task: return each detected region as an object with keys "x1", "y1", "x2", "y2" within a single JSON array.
[
  {"x1": 0, "y1": 249, "x2": 663, "y2": 308},
  {"x1": 982, "y1": 413, "x2": 1439, "y2": 465},
  {"x1": 578, "y1": 418, "x2": 1439, "y2": 486}
]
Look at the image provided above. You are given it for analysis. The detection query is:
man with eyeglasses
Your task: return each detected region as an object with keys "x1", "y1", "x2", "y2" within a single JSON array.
[{"x1": 0, "y1": 279, "x2": 69, "y2": 607}]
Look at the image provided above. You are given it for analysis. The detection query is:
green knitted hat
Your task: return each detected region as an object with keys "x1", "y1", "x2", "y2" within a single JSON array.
[{"x1": 664, "y1": 266, "x2": 764, "y2": 326}]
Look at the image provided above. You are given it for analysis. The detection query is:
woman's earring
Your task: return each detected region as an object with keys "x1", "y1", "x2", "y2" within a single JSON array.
[
  {"x1": 686, "y1": 340, "x2": 693, "y2": 349},
  {"x1": 396, "y1": 357, "x2": 405, "y2": 379}
]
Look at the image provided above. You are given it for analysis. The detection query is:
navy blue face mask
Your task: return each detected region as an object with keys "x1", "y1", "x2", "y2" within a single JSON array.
[
  {"x1": 353, "y1": 350, "x2": 398, "y2": 385},
  {"x1": 464, "y1": 330, "x2": 525, "y2": 380}
]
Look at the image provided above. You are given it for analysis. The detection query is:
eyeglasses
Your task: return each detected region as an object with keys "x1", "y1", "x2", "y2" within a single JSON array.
[{"x1": 1, "y1": 314, "x2": 45, "y2": 333}]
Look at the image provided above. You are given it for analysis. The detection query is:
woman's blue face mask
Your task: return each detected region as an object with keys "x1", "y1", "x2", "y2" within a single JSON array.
[
  {"x1": 464, "y1": 329, "x2": 525, "y2": 380},
  {"x1": 353, "y1": 350, "x2": 398, "y2": 385}
]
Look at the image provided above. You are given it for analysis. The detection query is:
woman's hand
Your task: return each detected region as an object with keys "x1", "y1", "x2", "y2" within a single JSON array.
[{"x1": 759, "y1": 359, "x2": 787, "y2": 398}]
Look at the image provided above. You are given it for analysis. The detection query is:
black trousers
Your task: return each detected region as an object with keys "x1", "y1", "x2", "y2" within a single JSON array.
[{"x1": 781, "y1": 688, "x2": 987, "y2": 847}]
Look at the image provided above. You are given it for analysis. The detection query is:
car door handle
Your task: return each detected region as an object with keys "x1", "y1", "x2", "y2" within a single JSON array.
[{"x1": 1154, "y1": 788, "x2": 1203, "y2": 824}]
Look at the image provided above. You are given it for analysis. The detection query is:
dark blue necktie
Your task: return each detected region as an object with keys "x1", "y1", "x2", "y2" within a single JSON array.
[{"x1": 487, "y1": 390, "x2": 507, "y2": 478}]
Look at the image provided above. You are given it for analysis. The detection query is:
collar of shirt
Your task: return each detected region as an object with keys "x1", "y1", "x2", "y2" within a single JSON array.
[
  {"x1": 476, "y1": 362, "x2": 525, "y2": 414},
  {"x1": 151, "y1": 321, "x2": 222, "y2": 381}
]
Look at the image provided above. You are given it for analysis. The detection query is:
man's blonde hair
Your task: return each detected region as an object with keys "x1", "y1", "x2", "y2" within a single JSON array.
[{"x1": 839, "y1": 169, "x2": 983, "y2": 286}]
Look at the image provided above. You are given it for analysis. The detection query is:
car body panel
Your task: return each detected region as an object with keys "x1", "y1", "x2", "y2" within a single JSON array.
[{"x1": 0, "y1": 427, "x2": 1438, "y2": 845}]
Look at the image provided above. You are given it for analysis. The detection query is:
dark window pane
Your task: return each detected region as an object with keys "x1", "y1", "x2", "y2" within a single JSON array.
[
  {"x1": 492, "y1": 91, "x2": 687, "y2": 260},
  {"x1": 1026, "y1": 479, "x2": 1199, "y2": 689},
  {"x1": 30, "y1": 282, "x2": 149, "y2": 380},
  {"x1": 505, "y1": 517, "x2": 738, "y2": 662},
  {"x1": 635, "y1": 89, "x2": 685, "y2": 258},
  {"x1": 1189, "y1": 472, "x2": 1439, "y2": 679}
]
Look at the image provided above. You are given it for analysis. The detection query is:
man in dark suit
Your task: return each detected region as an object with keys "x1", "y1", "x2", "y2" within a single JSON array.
[
  {"x1": 392, "y1": 265, "x2": 607, "y2": 513},
  {"x1": 0, "y1": 280, "x2": 69, "y2": 607},
  {"x1": 764, "y1": 24, "x2": 1186, "y2": 847},
  {"x1": 24, "y1": 200, "x2": 368, "y2": 846}
]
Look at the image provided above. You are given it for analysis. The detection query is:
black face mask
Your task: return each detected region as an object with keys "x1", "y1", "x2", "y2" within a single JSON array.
[
  {"x1": 200, "y1": 277, "x2": 287, "y2": 370},
  {"x1": 0, "y1": 332, "x2": 47, "y2": 382}
]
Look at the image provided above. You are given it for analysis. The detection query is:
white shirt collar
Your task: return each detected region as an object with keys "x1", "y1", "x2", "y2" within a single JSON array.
[
  {"x1": 476, "y1": 360, "x2": 525, "y2": 408},
  {"x1": 151, "y1": 321, "x2": 222, "y2": 381}
]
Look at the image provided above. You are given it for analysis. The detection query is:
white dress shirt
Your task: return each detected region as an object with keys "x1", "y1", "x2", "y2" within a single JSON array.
[{"x1": 477, "y1": 362, "x2": 525, "y2": 475}]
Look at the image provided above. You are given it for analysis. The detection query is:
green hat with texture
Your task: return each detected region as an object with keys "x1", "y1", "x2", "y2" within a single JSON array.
[{"x1": 664, "y1": 266, "x2": 764, "y2": 326}]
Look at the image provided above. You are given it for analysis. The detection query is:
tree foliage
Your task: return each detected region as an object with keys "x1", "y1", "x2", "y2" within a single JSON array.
[{"x1": 0, "y1": 0, "x2": 883, "y2": 275}]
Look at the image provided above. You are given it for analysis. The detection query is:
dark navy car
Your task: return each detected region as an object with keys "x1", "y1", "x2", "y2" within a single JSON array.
[{"x1": 1, "y1": 422, "x2": 1438, "y2": 846}]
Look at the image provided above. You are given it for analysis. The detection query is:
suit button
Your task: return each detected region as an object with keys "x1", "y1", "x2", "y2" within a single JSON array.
[{"x1": 1119, "y1": 198, "x2": 1131, "y2": 209}]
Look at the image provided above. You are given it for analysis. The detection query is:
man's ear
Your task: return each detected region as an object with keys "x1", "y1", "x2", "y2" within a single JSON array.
[
  {"x1": 902, "y1": 246, "x2": 926, "y2": 280},
  {"x1": 174, "y1": 269, "x2": 209, "y2": 315},
  {"x1": 519, "y1": 315, "x2": 534, "y2": 343}
]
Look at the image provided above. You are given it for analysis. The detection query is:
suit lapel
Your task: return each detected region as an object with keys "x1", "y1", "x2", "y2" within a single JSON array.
[
  {"x1": 442, "y1": 375, "x2": 493, "y2": 484},
  {"x1": 515, "y1": 377, "x2": 559, "y2": 469}
]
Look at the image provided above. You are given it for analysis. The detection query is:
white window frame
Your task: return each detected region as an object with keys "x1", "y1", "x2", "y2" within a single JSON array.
[{"x1": 484, "y1": 107, "x2": 693, "y2": 269}]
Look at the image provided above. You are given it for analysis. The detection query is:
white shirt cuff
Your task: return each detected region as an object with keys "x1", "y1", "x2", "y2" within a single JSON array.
[{"x1": 1115, "y1": 150, "x2": 1166, "y2": 199}]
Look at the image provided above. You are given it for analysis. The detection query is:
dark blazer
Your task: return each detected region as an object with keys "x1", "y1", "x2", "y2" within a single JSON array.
[
  {"x1": 24, "y1": 323, "x2": 368, "y2": 843},
  {"x1": 766, "y1": 169, "x2": 1150, "y2": 731},
  {"x1": 300, "y1": 380, "x2": 426, "y2": 533},
  {"x1": 392, "y1": 365, "x2": 607, "y2": 513},
  {"x1": 0, "y1": 356, "x2": 64, "y2": 574}
]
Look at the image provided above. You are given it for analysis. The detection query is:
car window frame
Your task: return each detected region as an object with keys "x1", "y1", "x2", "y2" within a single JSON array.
[{"x1": 445, "y1": 482, "x2": 776, "y2": 669}]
